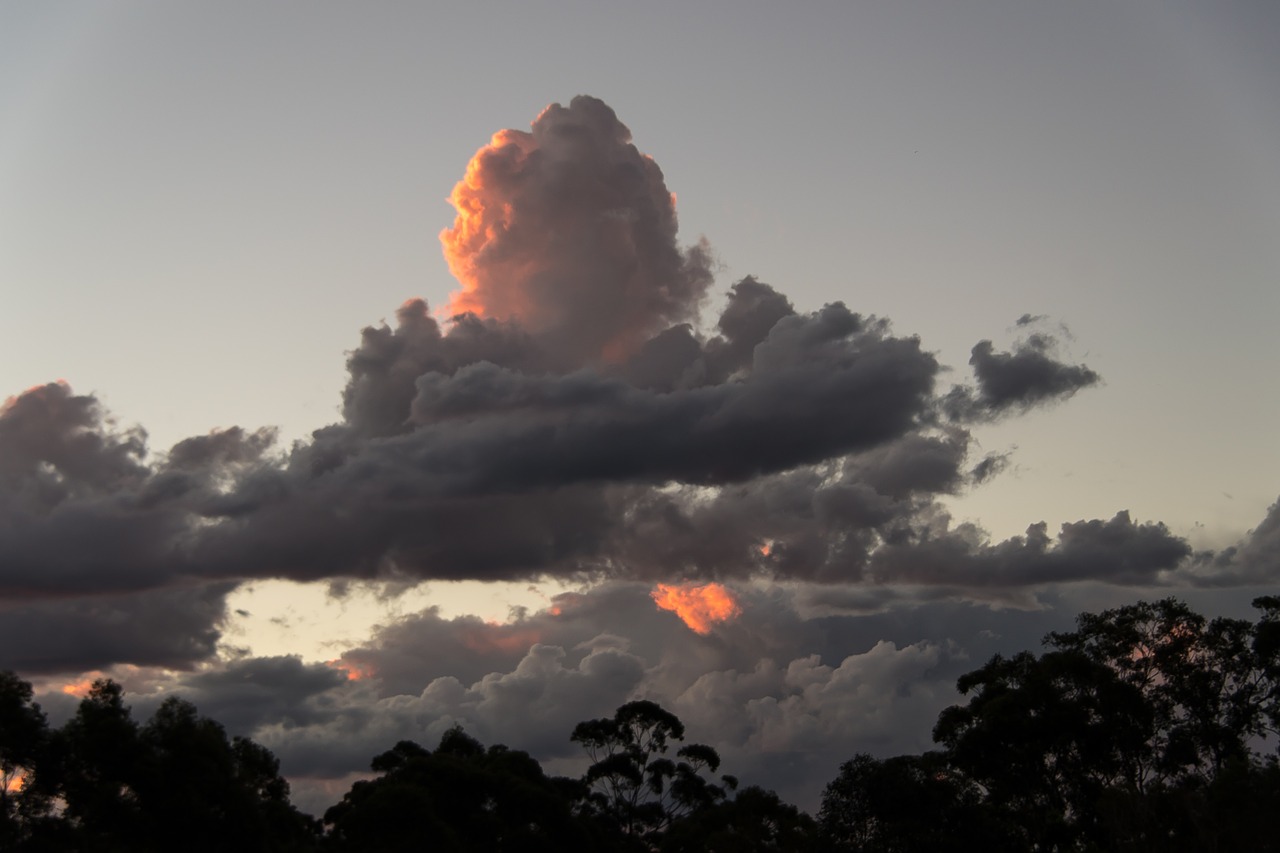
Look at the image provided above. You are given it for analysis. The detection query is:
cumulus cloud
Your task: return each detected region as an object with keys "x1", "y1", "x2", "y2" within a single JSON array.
[
  {"x1": 0, "y1": 100, "x2": 1146, "y2": 621},
  {"x1": 868, "y1": 510, "x2": 1193, "y2": 587},
  {"x1": 82, "y1": 581, "x2": 1024, "y2": 813},
  {"x1": 0, "y1": 583, "x2": 231, "y2": 673},
  {"x1": 441, "y1": 95, "x2": 714, "y2": 365},
  {"x1": 1186, "y1": 498, "x2": 1280, "y2": 586},
  {"x1": 944, "y1": 325, "x2": 1100, "y2": 420}
]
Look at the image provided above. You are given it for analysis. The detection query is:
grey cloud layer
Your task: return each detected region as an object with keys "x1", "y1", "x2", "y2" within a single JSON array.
[
  {"x1": 53, "y1": 581, "x2": 1082, "y2": 813},
  {"x1": 0, "y1": 289, "x2": 1115, "y2": 605}
]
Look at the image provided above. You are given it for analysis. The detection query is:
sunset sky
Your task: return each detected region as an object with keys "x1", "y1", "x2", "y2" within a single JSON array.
[{"x1": 2, "y1": 1, "x2": 1277, "y2": 814}]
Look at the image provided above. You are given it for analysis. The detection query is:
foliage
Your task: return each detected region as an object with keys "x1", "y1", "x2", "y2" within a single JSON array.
[
  {"x1": 821, "y1": 596, "x2": 1280, "y2": 851},
  {"x1": 572, "y1": 700, "x2": 738, "y2": 843},
  {"x1": 819, "y1": 752, "x2": 1017, "y2": 852},
  {"x1": 660, "y1": 784, "x2": 818, "y2": 852},
  {"x1": 323, "y1": 726, "x2": 590, "y2": 852},
  {"x1": 0, "y1": 671, "x2": 56, "y2": 850},
  {"x1": 0, "y1": 675, "x2": 316, "y2": 852}
]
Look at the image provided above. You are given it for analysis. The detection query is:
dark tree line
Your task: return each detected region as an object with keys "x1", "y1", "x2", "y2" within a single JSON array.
[
  {"x1": 2, "y1": 596, "x2": 1277, "y2": 851},
  {"x1": 0, "y1": 676, "x2": 316, "y2": 852},
  {"x1": 820, "y1": 596, "x2": 1280, "y2": 851}
]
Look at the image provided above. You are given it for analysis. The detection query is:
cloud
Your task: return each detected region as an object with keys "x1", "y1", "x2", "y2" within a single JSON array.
[
  {"x1": 0, "y1": 99, "x2": 1146, "y2": 621},
  {"x1": 1186, "y1": 498, "x2": 1280, "y2": 586},
  {"x1": 944, "y1": 325, "x2": 1100, "y2": 420},
  {"x1": 251, "y1": 640, "x2": 647, "y2": 781},
  {"x1": 113, "y1": 655, "x2": 352, "y2": 735},
  {"x1": 0, "y1": 383, "x2": 277, "y2": 599},
  {"x1": 0, "y1": 381, "x2": 149, "y2": 499},
  {"x1": 868, "y1": 510, "x2": 1192, "y2": 587},
  {"x1": 341, "y1": 300, "x2": 540, "y2": 439},
  {"x1": 651, "y1": 582, "x2": 742, "y2": 634},
  {"x1": 0, "y1": 583, "x2": 230, "y2": 673},
  {"x1": 94, "y1": 581, "x2": 1029, "y2": 813},
  {"x1": 440, "y1": 95, "x2": 714, "y2": 365}
]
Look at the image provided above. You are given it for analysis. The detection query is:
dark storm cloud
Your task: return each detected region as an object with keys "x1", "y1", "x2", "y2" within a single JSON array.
[
  {"x1": 0, "y1": 99, "x2": 1120, "y2": 610},
  {"x1": 0, "y1": 384, "x2": 276, "y2": 598},
  {"x1": 0, "y1": 583, "x2": 230, "y2": 673},
  {"x1": 868, "y1": 510, "x2": 1192, "y2": 587},
  {"x1": 180, "y1": 299, "x2": 941, "y2": 587},
  {"x1": 0, "y1": 381, "x2": 148, "y2": 500},
  {"x1": 0, "y1": 389, "x2": 162, "y2": 590},
  {"x1": 402, "y1": 306, "x2": 937, "y2": 486},
  {"x1": 0, "y1": 383, "x2": 178, "y2": 595},
  {"x1": 945, "y1": 328, "x2": 1100, "y2": 420},
  {"x1": 165, "y1": 656, "x2": 349, "y2": 732},
  {"x1": 341, "y1": 300, "x2": 541, "y2": 439},
  {"x1": 595, "y1": 428, "x2": 991, "y2": 585}
]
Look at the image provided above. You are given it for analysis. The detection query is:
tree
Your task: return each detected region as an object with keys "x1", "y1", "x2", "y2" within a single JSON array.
[
  {"x1": 0, "y1": 671, "x2": 56, "y2": 850},
  {"x1": 661, "y1": 785, "x2": 818, "y2": 853},
  {"x1": 571, "y1": 700, "x2": 738, "y2": 845},
  {"x1": 48, "y1": 681, "x2": 317, "y2": 852},
  {"x1": 133, "y1": 696, "x2": 317, "y2": 852},
  {"x1": 1046, "y1": 596, "x2": 1280, "y2": 782},
  {"x1": 931, "y1": 649, "x2": 1152, "y2": 850},
  {"x1": 324, "y1": 726, "x2": 589, "y2": 852},
  {"x1": 927, "y1": 597, "x2": 1280, "y2": 850},
  {"x1": 56, "y1": 678, "x2": 147, "y2": 851},
  {"x1": 818, "y1": 752, "x2": 1016, "y2": 852}
]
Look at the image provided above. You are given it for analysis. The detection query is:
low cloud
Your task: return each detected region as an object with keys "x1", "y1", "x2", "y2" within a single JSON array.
[{"x1": 0, "y1": 583, "x2": 230, "y2": 673}]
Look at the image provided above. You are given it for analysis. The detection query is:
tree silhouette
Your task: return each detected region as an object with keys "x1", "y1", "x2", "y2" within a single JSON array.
[
  {"x1": 57, "y1": 679, "x2": 148, "y2": 851},
  {"x1": 1047, "y1": 596, "x2": 1280, "y2": 781},
  {"x1": 819, "y1": 751, "x2": 1017, "y2": 852},
  {"x1": 324, "y1": 726, "x2": 589, "y2": 852},
  {"x1": 922, "y1": 597, "x2": 1279, "y2": 851},
  {"x1": 0, "y1": 671, "x2": 56, "y2": 850},
  {"x1": 6, "y1": 678, "x2": 319, "y2": 853},
  {"x1": 661, "y1": 784, "x2": 818, "y2": 852},
  {"x1": 571, "y1": 700, "x2": 737, "y2": 845}
]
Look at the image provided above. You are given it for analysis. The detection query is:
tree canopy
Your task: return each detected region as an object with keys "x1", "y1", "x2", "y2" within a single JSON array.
[{"x1": 821, "y1": 596, "x2": 1280, "y2": 851}]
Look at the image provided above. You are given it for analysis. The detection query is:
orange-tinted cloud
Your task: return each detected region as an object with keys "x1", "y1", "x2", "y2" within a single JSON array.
[
  {"x1": 651, "y1": 581, "x2": 742, "y2": 634},
  {"x1": 440, "y1": 96, "x2": 712, "y2": 365},
  {"x1": 326, "y1": 659, "x2": 376, "y2": 682},
  {"x1": 60, "y1": 673, "x2": 105, "y2": 698}
]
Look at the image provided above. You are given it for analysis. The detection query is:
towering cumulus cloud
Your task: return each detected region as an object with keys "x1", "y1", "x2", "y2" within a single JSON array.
[
  {"x1": 0, "y1": 96, "x2": 1275, "y2": 682},
  {"x1": 441, "y1": 95, "x2": 713, "y2": 365}
]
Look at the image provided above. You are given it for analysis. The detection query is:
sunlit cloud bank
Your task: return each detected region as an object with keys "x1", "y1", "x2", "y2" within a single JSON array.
[{"x1": 3, "y1": 96, "x2": 1276, "y2": 813}]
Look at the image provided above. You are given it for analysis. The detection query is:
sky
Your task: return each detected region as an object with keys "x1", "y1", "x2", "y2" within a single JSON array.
[{"x1": 2, "y1": 0, "x2": 1278, "y2": 816}]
